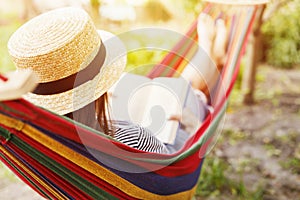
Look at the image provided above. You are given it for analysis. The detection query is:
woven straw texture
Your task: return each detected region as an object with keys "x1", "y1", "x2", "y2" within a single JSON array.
[{"x1": 8, "y1": 7, "x2": 126, "y2": 115}]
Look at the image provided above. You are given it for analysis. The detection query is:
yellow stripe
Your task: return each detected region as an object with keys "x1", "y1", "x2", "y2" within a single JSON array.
[
  {"x1": 222, "y1": 9, "x2": 248, "y2": 88},
  {"x1": 176, "y1": 42, "x2": 199, "y2": 75},
  {"x1": 0, "y1": 145, "x2": 68, "y2": 200},
  {"x1": 0, "y1": 113, "x2": 196, "y2": 199}
]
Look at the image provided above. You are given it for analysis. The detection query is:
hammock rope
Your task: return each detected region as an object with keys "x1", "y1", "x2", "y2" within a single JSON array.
[{"x1": 0, "y1": 3, "x2": 265, "y2": 199}]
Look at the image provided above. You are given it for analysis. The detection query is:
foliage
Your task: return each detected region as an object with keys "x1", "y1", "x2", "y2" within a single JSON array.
[
  {"x1": 90, "y1": 0, "x2": 100, "y2": 7},
  {"x1": 262, "y1": 0, "x2": 300, "y2": 68},
  {"x1": 196, "y1": 157, "x2": 228, "y2": 197},
  {"x1": 127, "y1": 50, "x2": 167, "y2": 75},
  {"x1": 0, "y1": 22, "x2": 20, "y2": 73},
  {"x1": 123, "y1": 31, "x2": 178, "y2": 75},
  {"x1": 280, "y1": 158, "x2": 300, "y2": 174},
  {"x1": 144, "y1": 0, "x2": 172, "y2": 22},
  {"x1": 182, "y1": 0, "x2": 204, "y2": 17}
]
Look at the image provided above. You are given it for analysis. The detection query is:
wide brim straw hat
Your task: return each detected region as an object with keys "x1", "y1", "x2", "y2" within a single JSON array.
[{"x1": 8, "y1": 7, "x2": 127, "y2": 115}]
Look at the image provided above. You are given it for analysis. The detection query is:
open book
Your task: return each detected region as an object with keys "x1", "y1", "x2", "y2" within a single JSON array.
[
  {"x1": 0, "y1": 70, "x2": 38, "y2": 101},
  {"x1": 109, "y1": 72, "x2": 191, "y2": 144}
]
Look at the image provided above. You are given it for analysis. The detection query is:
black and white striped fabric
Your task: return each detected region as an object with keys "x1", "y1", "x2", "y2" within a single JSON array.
[{"x1": 114, "y1": 121, "x2": 169, "y2": 154}]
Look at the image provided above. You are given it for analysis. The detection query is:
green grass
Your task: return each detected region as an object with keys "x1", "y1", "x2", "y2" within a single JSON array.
[
  {"x1": 195, "y1": 128, "x2": 265, "y2": 200},
  {"x1": 280, "y1": 158, "x2": 300, "y2": 174},
  {"x1": 195, "y1": 156, "x2": 264, "y2": 200},
  {"x1": 0, "y1": 21, "x2": 20, "y2": 73}
]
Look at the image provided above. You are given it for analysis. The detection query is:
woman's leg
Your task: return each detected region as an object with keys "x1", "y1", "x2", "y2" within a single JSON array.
[{"x1": 181, "y1": 14, "x2": 228, "y2": 98}]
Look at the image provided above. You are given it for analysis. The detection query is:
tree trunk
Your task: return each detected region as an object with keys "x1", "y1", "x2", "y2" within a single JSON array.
[{"x1": 242, "y1": 5, "x2": 266, "y2": 105}]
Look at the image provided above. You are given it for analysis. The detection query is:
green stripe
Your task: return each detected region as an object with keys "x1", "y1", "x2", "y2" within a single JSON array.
[
  {"x1": 0, "y1": 153, "x2": 51, "y2": 199},
  {"x1": 0, "y1": 102, "x2": 29, "y2": 118},
  {"x1": 39, "y1": 100, "x2": 221, "y2": 165},
  {"x1": 225, "y1": 7, "x2": 254, "y2": 87},
  {"x1": 0, "y1": 8, "x2": 255, "y2": 169},
  {"x1": 0, "y1": 128, "x2": 118, "y2": 200},
  {"x1": 150, "y1": 29, "x2": 198, "y2": 77},
  {"x1": 126, "y1": 102, "x2": 227, "y2": 164},
  {"x1": 0, "y1": 99, "x2": 226, "y2": 167},
  {"x1": 171, "y1": 102, "x2": 227, "y2": 160},
  {"x1": 164, "y1": 30, "x2": 198, "y2": 70}
]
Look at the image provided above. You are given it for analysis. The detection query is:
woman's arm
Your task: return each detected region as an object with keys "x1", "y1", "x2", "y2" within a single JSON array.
[{"x1": 114, "y1": 121, "x2": 169, "y2": 154}]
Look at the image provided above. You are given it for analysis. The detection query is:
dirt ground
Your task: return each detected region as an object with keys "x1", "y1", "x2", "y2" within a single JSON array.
[
  {"x1": 208, "y1": 65, "x2": 300, "y2": 199},
  {"x1": 0, "y1": 65, "x2": 299, "y2": 199}
]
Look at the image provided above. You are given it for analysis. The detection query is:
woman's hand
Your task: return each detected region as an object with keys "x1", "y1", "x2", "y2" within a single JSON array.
[{"x1": 168, "y1": 108, "x2": 201, "y2": 134}]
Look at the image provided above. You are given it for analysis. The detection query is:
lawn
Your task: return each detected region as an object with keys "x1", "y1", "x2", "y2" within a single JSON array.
[{"x1": 0, "y1": 20, "x2": 20, "y2": 73}]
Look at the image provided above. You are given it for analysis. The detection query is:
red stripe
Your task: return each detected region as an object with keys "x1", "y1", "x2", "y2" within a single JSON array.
[
  {"x1": 1, "y1": 125, "x2": 137, "y2": 199},
  {"x1": 226, "y1": 8, "x2": 257, "y2": 99},
  {"x1": 6, "y1": 141, "x2": 92, "y2": 200},
  {"x1": 148, "y1": 20, "x2": 198, "y2": 78},
  {"x1": 1, "y1": 99, "x2": 210, "y2": 176},
  {"x1": 0, "y1": 144, "x2": 51, "y2": 199},
  {"x1": 0, "y1": 6, "x2": 258, "y2": 178},
  {"x1": 1, "y1": 131, "x2": 89, "y2": 200},
  {"x1": 1, "y1": 100, "x2": 205, "y2": 177},
  {"x1": 0, "y1": 74, "x2": 8, "y2": 81},
  {"x1": 166, "y1": 33, "x2": 198, "y2": 77},
  {"x1": 147, "y1": 3, "x2": 213, "y2": 79}
]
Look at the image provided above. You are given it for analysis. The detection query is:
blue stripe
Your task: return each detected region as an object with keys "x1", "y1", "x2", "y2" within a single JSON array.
[
  {"x1": 4, "y1": 145, "x2": 74, "y2": 200},
  {"x1": 31, "y1": 124, "x2": 204, "y2": 195}
]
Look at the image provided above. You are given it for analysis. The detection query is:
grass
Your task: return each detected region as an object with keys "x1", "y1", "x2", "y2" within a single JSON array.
[
  {"x1": 280, "y1": 158, "x2": 300, "y2": 174},
  {"x1": 0, "y1": 17, "x2": 20, "y2": 73},
  {"x1": 195, "y1": 126, "x2": 266, "y2": 200},
  {"x1": 195, "y1": 156, "x2": 264, "y2": 200},
  {"x1": 196, "y1": 157, "x2": 228, "y2": 197}
]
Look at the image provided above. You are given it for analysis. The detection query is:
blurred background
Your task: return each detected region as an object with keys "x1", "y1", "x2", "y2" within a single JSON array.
[{"x1": 0, "y1": 0, "x2": 299, "y2": 199}]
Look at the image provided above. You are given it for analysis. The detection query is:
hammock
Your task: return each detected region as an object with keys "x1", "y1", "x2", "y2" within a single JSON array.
[{"x1": 0, "y1": 2, "x2": 266, "y2": 199}]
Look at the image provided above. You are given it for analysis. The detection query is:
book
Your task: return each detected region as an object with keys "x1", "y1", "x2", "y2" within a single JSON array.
[
  {"x1": 108, "y1": 72, "x2": 191, "y2": 144},
  {"x1": 0, "y1": 70, "x2": 38, "y2": 101}
]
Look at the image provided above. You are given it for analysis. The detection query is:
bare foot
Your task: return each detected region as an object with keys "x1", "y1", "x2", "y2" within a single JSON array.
[
  {"x1": 181, "y1": 14, "x2": 228, "y2": 99},
  {"x1": 197, "y1": 13, "x2": 216, "y2": 55},
  {"x1": 181, "y1": 13, "x2": 216, "y2": 92},
  {"x1": 212, "y1": 18, "x2": 228, "y2": 67}
]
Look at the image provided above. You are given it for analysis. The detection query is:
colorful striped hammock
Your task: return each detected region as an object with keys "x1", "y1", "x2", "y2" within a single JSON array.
[{"x1": 0, "y1": 3, "x2": 265, "y2": 200}]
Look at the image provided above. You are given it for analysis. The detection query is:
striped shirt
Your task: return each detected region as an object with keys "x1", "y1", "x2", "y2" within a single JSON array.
[
  {"x1": 113, "y1": 121, "x2": 169, "y2": 154},
  {"x1": 111, "y1": 88, "x2": 208, "y2": 154}
]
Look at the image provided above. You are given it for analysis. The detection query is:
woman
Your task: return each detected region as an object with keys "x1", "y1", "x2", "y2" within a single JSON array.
[{"x1": 8, "y1": 7, "x2": 227, "y2": 154}]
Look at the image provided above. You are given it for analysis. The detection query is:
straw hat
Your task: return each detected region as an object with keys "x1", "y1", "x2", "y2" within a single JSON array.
[{"x1": 8, "y1": 7, "x2": 127, "y2": 115}]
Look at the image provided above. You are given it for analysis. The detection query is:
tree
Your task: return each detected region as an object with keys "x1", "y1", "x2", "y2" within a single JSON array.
[
  {"x1": 143, "y1": 0, "x2": 172, "y2": 22},
  {"x1": 242, "y1": 5, "x2": 266, "y2": 105},
  {"x1": 242, "y1": 0, "x2": 292, "y2": 105}
]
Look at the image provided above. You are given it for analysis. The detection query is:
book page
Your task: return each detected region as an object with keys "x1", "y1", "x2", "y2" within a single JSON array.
[
  {"x1": 109, "y1": 73, "x2": 190, "y2": 144},
  {"x1": 140, "y1": 77, "x2": 190, "y2": 144},
  {"x1": 109, "y1": 72, "x2": 151, "y2": 123}
]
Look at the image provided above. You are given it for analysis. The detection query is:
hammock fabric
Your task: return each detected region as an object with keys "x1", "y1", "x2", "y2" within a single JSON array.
[{"x1": 0, "y1": 4, "x2": 261, "y2": 200}]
